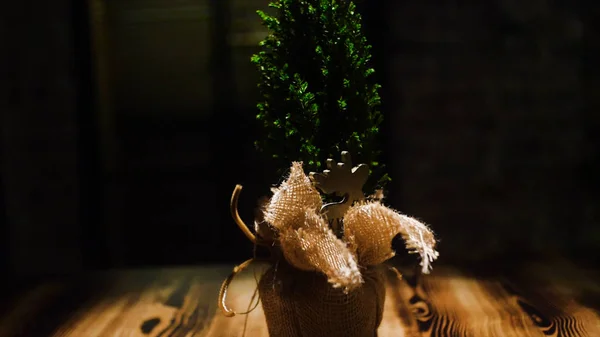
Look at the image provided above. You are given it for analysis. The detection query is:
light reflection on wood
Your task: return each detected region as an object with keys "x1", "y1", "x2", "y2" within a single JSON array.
[{"x1": 0, "y1": 261, "x2": 595, "y2": 337}]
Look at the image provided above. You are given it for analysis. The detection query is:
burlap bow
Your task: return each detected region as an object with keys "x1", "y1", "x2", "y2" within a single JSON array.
[{"x1": 257, "y1": 162, "x2": 439, "y2": 292}]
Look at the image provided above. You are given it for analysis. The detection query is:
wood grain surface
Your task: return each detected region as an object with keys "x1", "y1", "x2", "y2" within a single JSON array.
[{"x1": 0, "y1": 259, "x2": 598, "y2": 337}]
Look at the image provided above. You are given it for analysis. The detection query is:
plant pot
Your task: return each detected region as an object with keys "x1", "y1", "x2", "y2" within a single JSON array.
[
  {"x1": 258, "y1": 260, "x2": 386, "y2": 337},
  {"x1": 218, "y1": 158, "x2": 438, "y2": 337}
]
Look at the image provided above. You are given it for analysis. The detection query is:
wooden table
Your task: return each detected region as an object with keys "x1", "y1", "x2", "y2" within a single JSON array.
[{"x1": 1, "y1": 259, "x2": 598, "y2": 337}]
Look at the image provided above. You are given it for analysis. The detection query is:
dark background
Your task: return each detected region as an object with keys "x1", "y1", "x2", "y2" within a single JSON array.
[{"x1": 1, "y1": 0, "x2": 599, "y2": 278}]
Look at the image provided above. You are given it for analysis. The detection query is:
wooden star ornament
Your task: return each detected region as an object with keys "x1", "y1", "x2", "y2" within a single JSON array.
[{"x1": 309, "y1": 151, "x2": 369, "y2": 233}]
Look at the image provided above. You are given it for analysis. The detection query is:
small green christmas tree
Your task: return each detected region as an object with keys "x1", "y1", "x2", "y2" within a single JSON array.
[{"x1": 252, "y1": 0, "x2": 389, "y2": 191}]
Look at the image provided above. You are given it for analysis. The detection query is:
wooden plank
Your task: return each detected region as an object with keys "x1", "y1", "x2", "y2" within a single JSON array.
[
  {"x1": 379, "y1": 270, "x2": 420, "y2": 337},
  {"x1": 498, "y1": 259, "x2": 600, "y2": 337},
  {"x1": 51, "y1": 267, "x2": 230, "y2": 337},
  {"x1": 1, "y1": 262, "x2": 598, "y2": 337},
  {"x1": 203, "y1": 263, "x2": 269, "y2": 337},
  {"x1": 0, "y1": 282, "x2": 66, "y2": 337},
  {"x1": 389, "y1": 267, "x2": 545, "y2": 337}
]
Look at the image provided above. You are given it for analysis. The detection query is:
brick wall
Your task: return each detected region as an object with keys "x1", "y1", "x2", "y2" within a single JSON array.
[{"x1": 387, "y1": 1, "x2": 594, "y2": 260}]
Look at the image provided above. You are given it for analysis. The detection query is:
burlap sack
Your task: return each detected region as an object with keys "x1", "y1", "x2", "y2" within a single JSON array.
[
  {"x1": 258, "y1": 260, "x2": 386, "y2": 337},
  {"x1": 248, "y1": 162, "x2": 438, "y2": 336}
]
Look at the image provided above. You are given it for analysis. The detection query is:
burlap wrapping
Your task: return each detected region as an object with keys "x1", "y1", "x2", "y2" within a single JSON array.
[
  {"x1": 344, "y1": 202, "x2": 439, "y2": 273},
  {"x1": 251, "y1": 162, "x2": 438, "y2": 337},
  {"x1": 258, "y1": 261, "x2": 386, "y2": 337}
]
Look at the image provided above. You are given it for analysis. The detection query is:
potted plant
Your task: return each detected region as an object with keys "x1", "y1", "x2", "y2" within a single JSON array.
[{"x1": 218, "y1": 1, "x2": 439, "y2": 336}]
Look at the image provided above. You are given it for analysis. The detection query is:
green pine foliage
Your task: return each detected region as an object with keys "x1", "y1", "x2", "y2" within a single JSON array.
[{"x1": 252, "y1": 0, "x2": 390, "y2": 190}]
